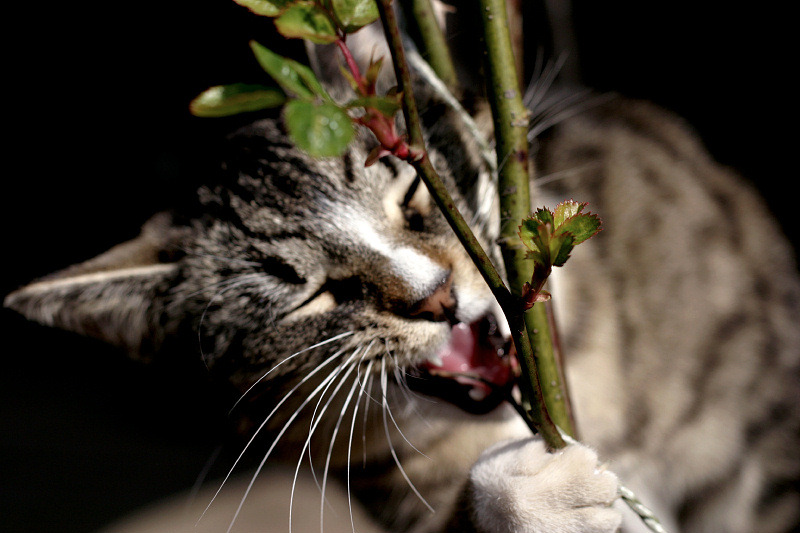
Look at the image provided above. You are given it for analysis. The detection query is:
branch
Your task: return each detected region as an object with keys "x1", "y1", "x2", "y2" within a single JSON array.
[
  {"x1": 376, "y1": 0, "x2": 565, "y2": 449},
  {"x1": 477, "y1": 0, "x2": 572, "y2": 445},
  {"x1": 402, "y1": 0, "x2": 459, "y2": 94}
]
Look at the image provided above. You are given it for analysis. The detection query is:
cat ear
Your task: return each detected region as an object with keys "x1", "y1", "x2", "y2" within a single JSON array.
[{"x1": 4, "y1": 213, "x2": 188, "y2": 358}]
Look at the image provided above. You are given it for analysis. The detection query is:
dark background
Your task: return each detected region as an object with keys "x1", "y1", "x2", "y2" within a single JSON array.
[{"x1": 2, "y1": 2, "x2": 796, "y2": 532}]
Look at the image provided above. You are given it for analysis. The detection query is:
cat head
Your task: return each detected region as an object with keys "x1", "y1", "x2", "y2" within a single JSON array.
[{"x1": 4, "y1": 24, "x2": 517, "y2": 414}]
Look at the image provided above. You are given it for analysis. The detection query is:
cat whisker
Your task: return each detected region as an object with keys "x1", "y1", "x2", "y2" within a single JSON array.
[
  {"x1": 186, "y1": 444, "x2": 224, "y2": 511},
  {"x1": 229, "y1": 331, "x2": 355, "y2": 414},
  {"x1": 318, "y1": 350, "x2": 369, "y2": 533},
  {"x1": 485, "y1": 51, "x2": 568, "y2": 180},
  {"x1": 381, "y1": 358, "x2": 435, "y2": 514},
  {"x1": 181, "y1": 249, "x2": 263, "y2": 268},
  {"x1": 524, "y1": 52, "x2": 569, "y2": 113},
  {"x1": 387, "y1": 350, "x2": 435, "y2": 430},
  {"x1": 304, "y1": 346, "x2": 367, "y2": 499},
  {"x1": 316, "y1": 343, "x2": 373, "y2": 522},
  {"x1": 284, "y1": 351, "x2": 361, "y2": 533},
  {"x1": 528, "y1": 92, "x2": 612, "y2": 141},
  {"x1": 176, "y1": 272, "x2": 265, "y2": 303},
  {"x1": 198, "y1": 347, "x2": 345, "y2": 527},
  {"x1": 348, "y1": 357, "x2": 375, "y2": 532},
  {"x1": 195, "y1": 273, "x2": 272, "y2": 367},
  {"x1": 224, "y1": 350, "x2": 359, "y2": 533},
  {"x1": 535, "y1": 162, "x2": 603, "y2": 187},
  {"x1": 384, "y1": 369, "x2": 431, "y2": 461},
  {"x1": 361, "y1": 370, "x2": 375, "y2": 468},
  {"x1": 388, "y1": 348, "x2": 435, "y2": 404}
]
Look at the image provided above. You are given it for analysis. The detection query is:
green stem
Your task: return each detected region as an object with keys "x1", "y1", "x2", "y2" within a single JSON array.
[
  {"x1": 376, "y1": 0, "x2": 564, "y2": 449},
  {"x1": 546, "y1": 301, "x2": 578, "y2": 437},
  {"x1": 477, "y1": 0, "x2": 569, "y2": 447},
  {"x1": 525, "y1": 303, "x2": 575, "y2": 437},
  {"x1": 402, "y1": 0, "x2": 459, "y2": 94},
  {"x1": 375, "y1": 0, "x2": 507, "y2": 306},
  {"x1": 477, "y1": 0, "x2": 530, "y2": 289}
]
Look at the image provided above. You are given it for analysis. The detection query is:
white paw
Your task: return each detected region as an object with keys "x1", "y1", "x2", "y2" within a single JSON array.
[{"x1": 469, "y1": 437, "x2": 622, "y2": 533}]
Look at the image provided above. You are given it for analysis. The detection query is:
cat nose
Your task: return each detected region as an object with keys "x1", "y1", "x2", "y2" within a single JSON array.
[{"x1": 406, "y1": 274, "x2": 457, "y2": 323}]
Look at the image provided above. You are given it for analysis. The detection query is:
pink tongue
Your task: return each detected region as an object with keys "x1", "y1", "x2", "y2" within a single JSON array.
[{"x1": 429, "y1": 322, "x2": 514, "y2": 395}]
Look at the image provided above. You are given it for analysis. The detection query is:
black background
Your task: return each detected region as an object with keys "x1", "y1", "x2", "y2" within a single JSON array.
[{"x1": 2, "y1": 2, "x2": 797, "y2": 532}]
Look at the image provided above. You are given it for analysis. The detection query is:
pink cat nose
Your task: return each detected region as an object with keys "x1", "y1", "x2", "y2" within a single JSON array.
[{"x1": 407, "y1": 274, "x2": 457, "y2": 323}]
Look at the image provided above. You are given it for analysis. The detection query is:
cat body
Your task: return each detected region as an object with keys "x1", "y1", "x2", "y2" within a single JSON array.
[{"x1": 5, "y1": 4, "x2": 800, "y2": 533}]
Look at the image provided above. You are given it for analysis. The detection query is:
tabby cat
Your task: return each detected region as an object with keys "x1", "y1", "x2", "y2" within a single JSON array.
[{"x1": 5, "y1": 3, "x2": 799, "y2": 533}]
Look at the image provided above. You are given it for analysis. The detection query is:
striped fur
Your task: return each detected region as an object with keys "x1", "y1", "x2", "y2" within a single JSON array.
[{"x1": 5, "y1": 11, "x2": 800, "y2": 533}]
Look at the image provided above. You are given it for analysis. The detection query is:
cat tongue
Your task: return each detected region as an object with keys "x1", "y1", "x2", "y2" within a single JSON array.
[{"x1": 420, "y1": 320, "x2": 516, "y2": 403}]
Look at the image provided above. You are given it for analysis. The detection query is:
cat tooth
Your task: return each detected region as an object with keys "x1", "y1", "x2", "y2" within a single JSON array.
[
  {"x1": 428, "y1": 354, "x2": 444, "y2": 367},
  {"x1": 468, "y1": 388, "x2": 488, "y2": 402}
]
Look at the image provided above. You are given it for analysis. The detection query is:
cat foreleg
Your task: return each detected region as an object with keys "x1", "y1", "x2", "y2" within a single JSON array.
[{"x1": 468, "y1": 437, "x2": 622, "y2": 533}]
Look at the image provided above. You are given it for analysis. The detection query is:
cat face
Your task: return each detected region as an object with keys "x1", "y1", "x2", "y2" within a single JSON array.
[
  {"x1": 5, "y1": 111, "x2": 515, "y2": 419},
  {"x1": 179, "y1": 116, "x2": 519, "y2": 410}
]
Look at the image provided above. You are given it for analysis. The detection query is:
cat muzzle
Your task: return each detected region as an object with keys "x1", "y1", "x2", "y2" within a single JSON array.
[{"x1": 407, "y1": 315, "x2": 517, "y2": 414}]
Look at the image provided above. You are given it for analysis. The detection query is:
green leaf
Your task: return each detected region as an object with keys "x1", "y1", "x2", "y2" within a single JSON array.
[
  {"x1": 338, "y1": 64, "x2": 360, "y2": 91},
  {"x1": 553, "y1": 200, "x2": 585, "y2": 228},
  {"x1": 364, "y1": 54, "x2": 384, "y2": 92},
  {"x1": 274, "y1": 2, "x2": 338, "y2": 44},
  {"x1": 519, "y1": 218, "x2": 552, "y2": 266},
  {"x1": 533, "y1": 206, "x2": 554, "y2": 226},
  {"x1": 549, "y1": 233, "x2": 575, "y2": 267},
  {"x1": 284, "y1": 99, "x2": 354, "y2": 157},
  {"x1": 519, "y1": 217, "x2": 543, "y2": 254},
  {"x1": 328, "y1": 0, "x2": 379, "y2": 33},
  {"x1": 555, "y1": 212, "x2": 602, "y2": 245},
  {"x1": 347, "y1": 94, "x2": 402, "y2": 116},
  {"x1": 249, "y1": 41, "x2": 329, "y2": 100},
  {"x1": 232, "y1": 0, "x2": 294, "y2": 17},
  {"x1": 189, "y1": 84, "x2": 286, "y2": 117}
]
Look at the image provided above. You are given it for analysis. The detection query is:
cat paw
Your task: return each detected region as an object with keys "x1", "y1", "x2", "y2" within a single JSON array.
[{"x1": 469, "y1": 437, "x2": 622, "y2": 533}]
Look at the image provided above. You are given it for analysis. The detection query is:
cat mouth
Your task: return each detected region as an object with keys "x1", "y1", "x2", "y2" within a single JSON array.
[{"x1": 406, "y1": 315, "x2": 518, "y2": 414}]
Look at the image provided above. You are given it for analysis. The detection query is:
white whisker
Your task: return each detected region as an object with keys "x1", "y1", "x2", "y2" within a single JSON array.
[
  {"x1": 194, "y1": 274, "x2": 269, "y2": 366},
  {"x1": 224, "y1": 352, "x2": 354, "y2": 533},
  {"x1": 182, "y1": 249, "x2": 263, "y2": 268},
  {"x1": 535, "y1": 162, "x2": 603, "y2": 187},
  {"x1": 528, "y1": 92, "x2": 611, "y2": 141},
  {"x1": 304, "y1": 348, "x2": 364, "y2": 498},
  {"x1": 230, "y1": 331, "x2": 355, "y2": 414},
  {"x1": 380, "y1": 358, "x2": 435, "y2": 514},
  {"x1": 197, "y1": 347, "x2": 345, "y2": 527},
  {"x1": 387, "y1": 350, "x2": 435, "y2": 430},
  {"x1": 318, "y1": 354, "x2": 365, "y2": 533},
  {"x1": 524, "y1": 53, "x2": 569, "y2": 112},
  {"x1": 285, "y1": 352, "x2": 360, "y2": 533},
  {"x1": 348, "y1": 358, "x2": 374, "y2": 533},
  {"x1": 361, "y1": 371, "x2": 375, "y2": 468},
  {"x1": 384, "y1": 370, "x2": 431, "y2": 460}
]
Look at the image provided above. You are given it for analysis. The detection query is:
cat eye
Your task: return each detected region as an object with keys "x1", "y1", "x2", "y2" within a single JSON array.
[
  {"x1": 401, "y1": 175, "x2": 426, "y2": 232},
  {"x1": 290, "y1": 276, "x2": 364, "y2": 316},
  {"x1": 325, "y1": 276, "x2": 364, "y2": 303},
  {"x1": 261, "y1": 255, "x2": 306, "y2": 285},
  {"x1": 401, "y1": 174, "x2": 422, "y2": 207}
]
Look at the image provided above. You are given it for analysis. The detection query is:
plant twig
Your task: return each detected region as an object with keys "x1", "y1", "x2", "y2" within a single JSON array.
[
  {"x1": 524, "y1": 303, "x2": 575, "y2": 436},
  {"x1": 376, "y1": 0, "x2": 564, "y2": 450},
  {"x1": 402, "y1": 0, "x2": 459, "y2": 94},
  {"x1": 476, "y1": 0, "x2": 571, "y2": 446}
]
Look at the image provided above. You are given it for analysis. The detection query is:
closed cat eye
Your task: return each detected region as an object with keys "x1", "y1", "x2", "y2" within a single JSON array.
[
  {"x1": 400, "y1": 174, "x2": 426, "y2": 231},
  {"x1": 261, "y1": 255, "x2": 306, "y2": 285},
  {"x1": 288, "y1": 276, "x2": 364, "y2": 316}
]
